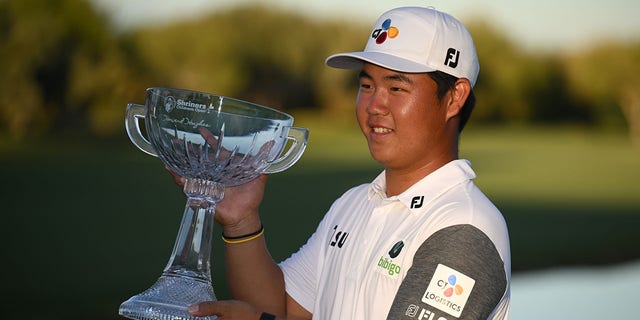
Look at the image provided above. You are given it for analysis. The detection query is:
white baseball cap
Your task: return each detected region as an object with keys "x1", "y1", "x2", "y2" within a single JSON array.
[{"x1": 326, "y1": 7, "x2": 480, "y2": 87}]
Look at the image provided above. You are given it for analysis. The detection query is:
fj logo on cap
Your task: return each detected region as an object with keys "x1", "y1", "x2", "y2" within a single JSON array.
[
  {"x1": 445, "y1": 48, "x2": 460, "y2": 68},
  {"x1": 371, "y1": 18, "x2": 399, "y2": 44}
]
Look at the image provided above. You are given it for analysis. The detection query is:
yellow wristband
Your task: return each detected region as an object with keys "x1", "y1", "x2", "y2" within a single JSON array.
[{"x1": 222, "y1": 225, "x2": 264, "y2": 244}]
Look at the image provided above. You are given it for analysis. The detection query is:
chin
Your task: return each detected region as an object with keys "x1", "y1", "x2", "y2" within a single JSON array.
[{"x1": 368, "y1": 151, "x2": 391, "y2": 166}]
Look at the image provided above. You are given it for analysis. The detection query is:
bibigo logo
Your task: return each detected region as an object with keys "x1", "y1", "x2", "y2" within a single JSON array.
[{"x1": 371, "y1": 18, "x2": 399, "y2": 44}]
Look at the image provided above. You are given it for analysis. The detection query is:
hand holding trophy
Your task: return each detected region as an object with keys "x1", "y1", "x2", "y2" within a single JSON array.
[{"x1": 119, "y1": 87, "x2": 308, "y2": 320}]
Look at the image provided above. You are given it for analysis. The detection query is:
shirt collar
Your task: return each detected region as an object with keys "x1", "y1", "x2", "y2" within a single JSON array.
[{"x1": 367, "y1": 159, "x2": 477, "y2": 213}]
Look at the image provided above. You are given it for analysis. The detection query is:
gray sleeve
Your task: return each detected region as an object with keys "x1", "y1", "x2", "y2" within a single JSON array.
[{"x1": 386, "y1": 224, "x2": 507, "y2": 320}]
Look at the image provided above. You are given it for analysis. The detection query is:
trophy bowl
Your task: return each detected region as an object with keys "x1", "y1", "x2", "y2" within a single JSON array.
[{"x1": 119, "y1": 87, "x2": 308, "y2": 320}]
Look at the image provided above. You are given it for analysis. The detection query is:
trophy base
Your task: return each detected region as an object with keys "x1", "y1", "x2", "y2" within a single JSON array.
[{"x1": 119, "y1": 274, "x2": 217, "y2": 320}]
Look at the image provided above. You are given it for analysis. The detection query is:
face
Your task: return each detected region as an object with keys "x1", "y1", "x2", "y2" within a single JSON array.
[{"x1": 356, "y1": 63, "x2": 456, "y2": 173}]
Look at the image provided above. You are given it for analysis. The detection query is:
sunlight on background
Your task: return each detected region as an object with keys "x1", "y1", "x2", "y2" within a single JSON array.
[{"x1": 91, "y1": 0, "x2": 640, "y2": 52}]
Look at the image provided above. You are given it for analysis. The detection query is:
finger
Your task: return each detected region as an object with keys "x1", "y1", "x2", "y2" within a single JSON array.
[
  {"x1": 188, "y1": 301, "x2": 222, "y2": 317},
  {"x1": 198, "y1": 127, "x2": 218, "y2": 147},
  {"x1": 256, "y1": 174, "x2": 268, "y2": 185},
  {"x1": 188, "y1": 300, "x2": 261, "y2": 318},
  {"x1": 257, "y1": 140, "x2": 275, "y2": 155}
]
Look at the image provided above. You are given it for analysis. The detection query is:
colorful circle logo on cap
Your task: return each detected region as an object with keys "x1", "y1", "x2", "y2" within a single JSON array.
[{"x1": 371, "y1": 18, "x2": 399, "y2": 44}]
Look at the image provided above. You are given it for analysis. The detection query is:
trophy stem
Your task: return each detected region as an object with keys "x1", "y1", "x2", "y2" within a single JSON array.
[
  {"x1": 119, "y1": 179, "x2": 223, "y2": 320},
  {"x1": 163, "y1": 197, "x2": 216, "y2": 280}
]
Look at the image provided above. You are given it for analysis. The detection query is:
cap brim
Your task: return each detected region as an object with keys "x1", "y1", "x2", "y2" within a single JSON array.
[{"x1": 325, "y1": 51, "x2": 437, "y2": 73}]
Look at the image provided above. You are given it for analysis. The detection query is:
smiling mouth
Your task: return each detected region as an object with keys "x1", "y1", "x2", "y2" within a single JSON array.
[{"x1": 372, "y1": 127, "x2": 393, "y2": 134}]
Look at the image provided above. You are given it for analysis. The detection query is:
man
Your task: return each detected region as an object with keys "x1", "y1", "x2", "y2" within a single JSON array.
[{"x1": 186, "y1": 6, "x2": 511, "y2": 320}]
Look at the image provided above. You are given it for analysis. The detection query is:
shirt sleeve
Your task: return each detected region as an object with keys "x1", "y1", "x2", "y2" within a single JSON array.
[
  {"x1": 279, "y1": 196, "x2": 342, "y2": 314},
  {"x1": 386, "y1": 224, "x2": 508, "y2": 320},
  {"x1": 279, "y1": 224, "x2": 323, "y2": 314},
  {"x1": 279, "y1": 184, "x2": 369, "y2": 315}
]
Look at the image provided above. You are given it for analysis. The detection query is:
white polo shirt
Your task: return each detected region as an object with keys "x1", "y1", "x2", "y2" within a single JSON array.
[{"x1": 280, "y1": 159, "x2": 511, "y2": 320}]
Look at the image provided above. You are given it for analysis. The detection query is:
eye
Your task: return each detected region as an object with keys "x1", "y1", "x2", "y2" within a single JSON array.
[
  {"x1": 359, "y1": 80, "x2": 373, "y2": 91},
  {"x1": 390, "y1": 84, "x2": 411, "y2": 94}
]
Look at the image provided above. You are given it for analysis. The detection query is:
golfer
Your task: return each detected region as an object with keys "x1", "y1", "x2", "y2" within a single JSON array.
[{"x1": 181, "y1": 6, "x2": 511, "y2": 320}]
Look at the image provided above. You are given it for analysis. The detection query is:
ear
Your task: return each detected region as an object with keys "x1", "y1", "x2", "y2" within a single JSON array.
[{"x1": 445, "y1": 78, "x2": 471, "y2": 121}]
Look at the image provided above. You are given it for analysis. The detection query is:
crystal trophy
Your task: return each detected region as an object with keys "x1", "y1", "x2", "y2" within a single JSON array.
[{"x1": 119, "y1": 87, "x2": 308, "y2": 320}]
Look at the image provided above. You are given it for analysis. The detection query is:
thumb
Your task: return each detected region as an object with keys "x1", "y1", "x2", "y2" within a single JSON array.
[
  {"x1": 188, "y1": 300, "x2": 223, "y2": 317},
  {"x1": 188, "y1": 300, "x2": 261, "y2": 319}
]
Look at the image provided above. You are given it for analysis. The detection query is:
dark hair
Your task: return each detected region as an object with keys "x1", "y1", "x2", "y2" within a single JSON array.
[{"x1": 426, "y1": 71, "x2": 476, "y2": 133}]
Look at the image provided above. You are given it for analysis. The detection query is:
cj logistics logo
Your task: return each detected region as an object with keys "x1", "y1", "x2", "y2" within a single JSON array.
[
  {"x1": 442, "y1": 274, "x2": 464, "y2": 298},
  {"x1": 422, "y1": 264, "x2": 475, "y2": 318},
  {"x1": 371, "y1": 18, "x2": 399, "y2": 44}
]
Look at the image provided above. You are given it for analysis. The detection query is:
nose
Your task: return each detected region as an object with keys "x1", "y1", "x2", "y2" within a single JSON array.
[{"x1": 361, "y1": 90, "x2": 388, "y2": 116}]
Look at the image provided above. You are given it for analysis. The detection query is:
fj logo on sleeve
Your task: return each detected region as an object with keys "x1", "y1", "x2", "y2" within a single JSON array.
[{"x1": 422, "y1": 264, "x2": 475, "y2": 318}]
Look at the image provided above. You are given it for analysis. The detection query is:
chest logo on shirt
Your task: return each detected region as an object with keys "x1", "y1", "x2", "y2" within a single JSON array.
[
  {"x1": 410, "y1": 196, "x2": 424, "y2": 209},
  {"x1": 422, "y1": 264, "x2": 475, "y2": 318},
  {"x1": 376, "y1": 241, "x2": 405, "y2": 276},
  {"x1": 389, "y1": 240, "x2": 404, "y2": 258},
  {"x1": 329, "y1": 225, "x2": 349, "y2": 248}
]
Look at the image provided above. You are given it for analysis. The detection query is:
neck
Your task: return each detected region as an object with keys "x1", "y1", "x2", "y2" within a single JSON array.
[
  {"x1": 384, "y1": 140, "x2": 458, "y2": 197},
  {"x1": 383, "y1": 124, "x2": 460, "y2": 197},
  {"x1": 384, "y1": 158, "x2": 454, "y2": 197}
]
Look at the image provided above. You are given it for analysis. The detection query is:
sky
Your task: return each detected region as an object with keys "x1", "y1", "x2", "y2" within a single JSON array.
[{"x1": 91, "y1": 0, "x2": 640, "y2": 53}]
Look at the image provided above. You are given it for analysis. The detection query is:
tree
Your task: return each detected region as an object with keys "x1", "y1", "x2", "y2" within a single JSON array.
[
  {"x1": 127, "y1": 5, "x2": 366, "y2": 117},
  {"x1": 564, "y1": 43, "x2": 640, "y2": 145},
  {"x1": 2, "y1": 1, "x2": 636, "y2": 141},
  {"x1": 0, "y1": 0, "x2": 147, "y2": 139}
]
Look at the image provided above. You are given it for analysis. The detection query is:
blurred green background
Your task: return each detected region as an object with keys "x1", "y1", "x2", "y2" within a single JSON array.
[{"x1": 1, "y1": 0, "x2": 639, "y2": 319}]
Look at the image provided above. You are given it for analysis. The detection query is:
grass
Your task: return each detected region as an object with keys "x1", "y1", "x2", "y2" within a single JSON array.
[
  {"x1": 1, "y1": 123, "x2": 638, "y2": 319},
  {"x1": 459, "y1": 125, "x2": 640, "y2": 206}
]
